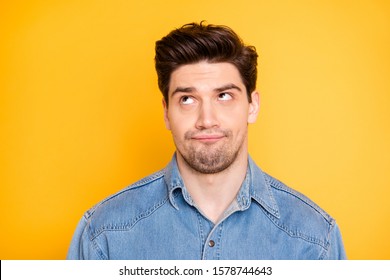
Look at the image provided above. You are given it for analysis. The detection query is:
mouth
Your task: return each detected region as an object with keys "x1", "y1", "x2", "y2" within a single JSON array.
[{"x1": 191, "y1": 134, "x2": 226, "y2": 143}]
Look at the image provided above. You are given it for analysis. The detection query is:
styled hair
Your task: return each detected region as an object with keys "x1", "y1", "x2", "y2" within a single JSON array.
[{"x1": 154, "y1": 22, "x2": 258, "y2": 104}]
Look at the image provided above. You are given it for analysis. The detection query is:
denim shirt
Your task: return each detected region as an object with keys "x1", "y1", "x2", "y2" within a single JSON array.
[{"x1": 67, "y1": 155, "x2": 346, "y2": 260}]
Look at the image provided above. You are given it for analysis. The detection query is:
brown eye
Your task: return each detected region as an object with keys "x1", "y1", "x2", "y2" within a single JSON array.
[
  {"x1": 218, "y1": 92, "x2": 232, "y2": 101},
  {"x1": 180, "y1": 96, "x2": 195, "y2": 105}
]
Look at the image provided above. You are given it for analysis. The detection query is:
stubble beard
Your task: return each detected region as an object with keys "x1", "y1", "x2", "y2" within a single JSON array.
[{"x1": 176, "y1": 129, "x2": 246, "y2": 174}]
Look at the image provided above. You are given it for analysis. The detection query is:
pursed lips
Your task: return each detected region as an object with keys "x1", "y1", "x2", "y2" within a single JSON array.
[{"x1": 191, "y1": 134, "x2": 226, "y2": 143}]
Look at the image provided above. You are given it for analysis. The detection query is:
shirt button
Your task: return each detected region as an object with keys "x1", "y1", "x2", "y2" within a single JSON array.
[{"x1": 208, "y1": 240, "x2": 215, "y2": 247}]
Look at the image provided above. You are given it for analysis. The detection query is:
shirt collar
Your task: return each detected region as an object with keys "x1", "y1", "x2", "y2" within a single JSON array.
[
  {"x1": 164, "y1": 154, "x2": 194, "y2": 209},
  {"x1": 244, "y1": 156, "x2": 280, "y2": 218},
  {"x1": 164, "y1": 154, "x2": 280, "y2": 219}
]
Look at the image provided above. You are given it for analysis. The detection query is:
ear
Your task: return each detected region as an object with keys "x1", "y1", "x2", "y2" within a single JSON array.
[
  {"x1": 162, "y1": 99, "x2": 171, "y2": 130},
  {"x1": 247, "y1": 91, "x2": 260, "y2": 124}
]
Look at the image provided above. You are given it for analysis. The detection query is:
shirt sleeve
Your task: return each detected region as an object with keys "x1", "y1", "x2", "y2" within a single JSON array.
[
  {"x1": 324, "y1": 222, "x2": 347, "y2": 260},
  {"x1": 66, "y1": 216, "x2": 102, "y2": 260}
]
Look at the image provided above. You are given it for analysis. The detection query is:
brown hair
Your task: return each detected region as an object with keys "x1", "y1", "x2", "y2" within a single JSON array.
[{"x1": 155, "y1": 22, "x2": 258, "y2": 104}]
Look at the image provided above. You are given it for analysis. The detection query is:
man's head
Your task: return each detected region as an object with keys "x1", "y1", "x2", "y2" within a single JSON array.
[
  {"x1": 155, "y1": 22, "x2": 260, "y2": 175},
  {"x1": 155, "y1": 22, "x2": 258, "y2": 105}
]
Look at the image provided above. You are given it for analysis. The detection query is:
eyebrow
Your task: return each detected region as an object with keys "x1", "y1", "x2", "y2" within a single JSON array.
[
  {"x1": 171, "y1": 83, "x2": 242, "y2": 96},
  {"x1": 171, "y1": 86, "x2": 195, "y2": 95},
  {"x1": 215, "y1": 83, "x2": 242, "y2": 93}
]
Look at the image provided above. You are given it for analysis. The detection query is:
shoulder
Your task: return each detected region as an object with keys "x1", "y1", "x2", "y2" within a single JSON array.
[
  {"x1": 82, "y1": 170, "x2": 169, "y2": 238},
  {"x1": 263, "y1": 173, "x2": 336, "y2": 245},
  {"x1": 265, "y1": 173, "x2": 333, "y2": 223}
]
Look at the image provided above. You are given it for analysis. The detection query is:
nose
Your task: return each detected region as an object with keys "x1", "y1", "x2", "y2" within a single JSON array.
[{"x1": 195, "y1": 100, "x2": 219, "y2": 130}]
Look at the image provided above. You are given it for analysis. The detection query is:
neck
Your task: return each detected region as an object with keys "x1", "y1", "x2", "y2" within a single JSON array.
[{"x1": 176, "y1": 149, "x2": 248, "y2": 223}]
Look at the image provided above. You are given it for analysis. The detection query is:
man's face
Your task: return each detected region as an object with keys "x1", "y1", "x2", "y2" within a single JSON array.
[{"x1": 163, "y1": 61, "x2": 259, "y2": 174}]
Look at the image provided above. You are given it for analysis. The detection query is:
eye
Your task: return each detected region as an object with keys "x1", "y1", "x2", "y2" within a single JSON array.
[
  {"x1": 218, "y1": 92, "x2": 232, "y2": 101},
  {"x1": 180, "y1": 95, "x2": 195, "y2": 105}
]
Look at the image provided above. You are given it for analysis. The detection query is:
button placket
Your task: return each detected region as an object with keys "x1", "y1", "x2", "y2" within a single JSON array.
[{"x1": 202, "y1": 221, "x2": 224, "y2": 260}]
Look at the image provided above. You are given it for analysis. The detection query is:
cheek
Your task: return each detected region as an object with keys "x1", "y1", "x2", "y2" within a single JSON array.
[
  {"x1": 169, "y1": 120, "x2": 187, "y2": 140},
  {"x1": 168, "y1": 110, "x2": 196, "y2": 130},
  {"x1": 224, "y1": 107, "x2": 249, "y2": 127}
]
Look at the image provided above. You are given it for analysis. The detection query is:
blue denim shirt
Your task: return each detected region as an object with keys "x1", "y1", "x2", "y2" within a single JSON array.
[{"x1": 67, "y1": 155, "x2": 346, "y2": 260}]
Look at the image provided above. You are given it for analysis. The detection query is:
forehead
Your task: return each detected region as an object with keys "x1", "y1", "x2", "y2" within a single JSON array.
[{"x1": 168, "y1": 62, "x2": 244, "y2": 94}]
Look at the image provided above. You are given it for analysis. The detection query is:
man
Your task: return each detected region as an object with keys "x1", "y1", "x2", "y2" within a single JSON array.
[{"x1": 67, "y1": 22, "x2": 346, "y2": 259}]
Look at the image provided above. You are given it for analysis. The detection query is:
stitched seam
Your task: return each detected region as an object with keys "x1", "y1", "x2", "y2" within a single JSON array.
[
  {"x1": 259, "y1": 204, "x2": 328, "y2": 250},
  {"x1": 85, "y1": 171, "x2": 165, "y2": 218},
  {"x1": 91, "y1": 236, "x2": 106, "y2": 260},
  {"x1": 216, "y1": 222, "x2": 223, "y2": 260},
  {"x1": 90, "y1": 195, "x2": 170, "y2": 240},
  {"x1": 196, "y1": 211, "x2": 206, "y2": 259},
  {"x1": 318, "y1": 222, "x2": 334, "y2": 259},
  {"x1": 267, "y1": 176, "x2": 332, "y2": 223}
]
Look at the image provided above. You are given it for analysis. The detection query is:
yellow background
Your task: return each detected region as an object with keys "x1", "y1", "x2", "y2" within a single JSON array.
[{"x1": 1, "y1": 0, "x2": 389, "y2": 259}]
